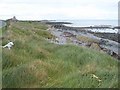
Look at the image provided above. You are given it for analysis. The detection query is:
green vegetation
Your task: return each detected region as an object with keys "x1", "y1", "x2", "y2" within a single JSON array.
[
  {"x1": 76, "y1": 35, "x2": 99, "y2": 43},
  {"x1": 2, "y1": 21, "x2": 118, "y2": 88}
]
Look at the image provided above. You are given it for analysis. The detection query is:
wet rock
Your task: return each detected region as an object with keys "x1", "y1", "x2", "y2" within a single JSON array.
[
  {"x1": 99, "y1": 39, "x2": 108, "y2": 45},
  {"x1": 107, "y1": 50, "x2": 113, "y2": 55},
  {"x1": 86, "y1": 42, "x2": 91, "y2": 47}
]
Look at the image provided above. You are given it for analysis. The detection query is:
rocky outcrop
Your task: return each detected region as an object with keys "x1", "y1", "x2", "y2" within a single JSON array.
[{"x1": 90, "y1": 43, "x2": 101, "y2": 51}]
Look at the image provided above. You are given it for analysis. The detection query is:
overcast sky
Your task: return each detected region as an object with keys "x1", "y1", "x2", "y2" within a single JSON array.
[{"x1": 0, "y1": 0, "x2": 119, "y2": 20}]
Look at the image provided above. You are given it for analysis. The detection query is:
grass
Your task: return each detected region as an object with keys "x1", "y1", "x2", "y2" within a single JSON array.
[
  {"x1": 76, "y1": 35, "x2": 99, "y2": 44},
  {"x1": 2, "y1": 21, "x2": 119, "y2": 88}
]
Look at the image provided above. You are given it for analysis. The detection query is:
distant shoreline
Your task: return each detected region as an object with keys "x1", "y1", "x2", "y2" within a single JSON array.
[{"x1": 46, "y1": 21, "x2": 119, "y2": 43}]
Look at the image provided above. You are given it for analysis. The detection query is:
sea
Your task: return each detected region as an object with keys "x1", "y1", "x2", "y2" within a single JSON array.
[
  {"x1": 0, "y1": 20, "x2": 6, "y2": 28},
  {"x1": 56, "y1": 20, "x2": 118, "y2": 33},
  {"x1": 0, "y1": 19, "x2": 119, "y2": 33}
]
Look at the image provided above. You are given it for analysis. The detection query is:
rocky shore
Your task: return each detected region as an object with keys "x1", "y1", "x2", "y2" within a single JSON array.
[
  {"x1": 91, "y1": 32, "x2": 119, "y2": 43},
  {"x1": 46, "y1": 21, "x2": 120, "y2": 60}
]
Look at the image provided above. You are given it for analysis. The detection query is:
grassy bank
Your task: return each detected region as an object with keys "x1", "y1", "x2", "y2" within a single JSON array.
[{"x1": 2, "y1": 21, "x2": 118, "y2": 88}]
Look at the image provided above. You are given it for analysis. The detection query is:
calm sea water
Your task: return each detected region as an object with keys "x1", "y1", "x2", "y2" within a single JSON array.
[
  {"x1": 56, "y1": 20, "x2": 118, "y2": 33},
  {"x1": 0, "y1": 20, "x2": 6, "y2": 28},
  {"x1": 57, "y1": 20, "x2": 117, "y2": 27}
]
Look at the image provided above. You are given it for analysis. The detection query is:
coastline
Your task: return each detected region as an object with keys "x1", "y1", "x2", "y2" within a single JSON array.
[
  {"x1": 46, "y1": 21, "x2": 119, "y2": 60},
  {"x1": 2, "y1": 20, "x2": 119, "y2": 88}
]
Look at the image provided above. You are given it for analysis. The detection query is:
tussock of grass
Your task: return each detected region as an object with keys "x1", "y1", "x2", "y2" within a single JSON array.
[{"x1": 2, "y1": 21, "x2": 118, "y2": 88}]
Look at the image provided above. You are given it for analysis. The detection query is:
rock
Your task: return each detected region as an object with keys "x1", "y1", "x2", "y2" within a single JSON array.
[
  {"x1": 63, "y1": 32, "x2": 76, "y2": 37},
  {"x1": 107, "y1": 50, "x2": 113, "y2": 55},
  {"x1": 86, "y1": 42, "x2": 91, "y2": 47},
  {"x1": 90, "y1": 43, "x2": 101, "y2": 51},
  {"x1": 99, "y1": 39, "x2": 108, "y2": 45}
]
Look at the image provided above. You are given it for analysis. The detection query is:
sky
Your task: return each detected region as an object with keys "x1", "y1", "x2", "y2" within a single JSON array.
[{"x1": 0, "y1": 0, "x2": 119, "y2": 20}]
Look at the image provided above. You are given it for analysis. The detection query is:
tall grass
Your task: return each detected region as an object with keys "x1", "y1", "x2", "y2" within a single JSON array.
[{"x1": 2, "y1": 21, "x2": 119, "y2": 88}]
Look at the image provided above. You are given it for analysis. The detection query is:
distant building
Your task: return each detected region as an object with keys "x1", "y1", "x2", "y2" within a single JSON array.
[
  {"x1": 6, "y1": 16, "x2": 18, "y2": 22},
  {"x1": 11, "y1": 16, "x2": 17, "y2": 21},
  {"x1": 6, "y1": 16, "x2": 18, "y2": 28}
]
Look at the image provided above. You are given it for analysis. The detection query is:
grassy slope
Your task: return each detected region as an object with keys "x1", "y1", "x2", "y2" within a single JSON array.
[{"x1": 2, "y1": 21, "x2": 118, "y2": 88}]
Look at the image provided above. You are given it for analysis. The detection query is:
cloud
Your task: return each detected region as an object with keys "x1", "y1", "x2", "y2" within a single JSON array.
[{"x1": 0, "y1": 0, "x2": 119, "y2": 20}]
